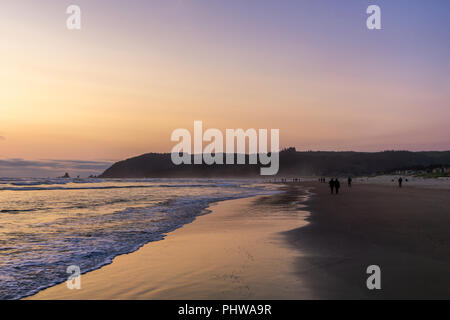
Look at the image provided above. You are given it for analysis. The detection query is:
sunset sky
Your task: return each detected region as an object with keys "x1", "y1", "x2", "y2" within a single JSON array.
[{"x1": 1, "y1": 0, "x2": 449, "y2": 176}]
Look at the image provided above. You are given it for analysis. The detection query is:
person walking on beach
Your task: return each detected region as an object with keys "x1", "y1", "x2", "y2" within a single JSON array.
[
  {"x1": 347, "y1": 177, "x2": 352, "y2": 187},
  {"x1": 329, "y1": 178, "x2": 335, "y2": 194},
  {"x1": 398, "y1": 177, "x2": 403, "y2": 188},
  {"x1": 335, "y1": 178, "x2": 341, "y2": 194}
]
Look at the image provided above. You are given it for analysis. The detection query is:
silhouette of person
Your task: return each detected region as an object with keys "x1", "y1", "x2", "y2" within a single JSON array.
[
  {"x1": 335, "y1": 178, "x2": 341, "y2": 194},
  {"x1": 348, "y1": 177, "x2": 352, "y2": 187},
  {"x1": 329, "y1": 178, "x2": 335, "y2": 194},
  {"x1": 398, "y1": 177, "x2": 403, "y2": 188}
]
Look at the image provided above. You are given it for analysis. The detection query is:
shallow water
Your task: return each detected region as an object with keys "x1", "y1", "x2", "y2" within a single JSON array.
[{"x1": 0, "y1": 178, "x2": 277, "y2": 299}]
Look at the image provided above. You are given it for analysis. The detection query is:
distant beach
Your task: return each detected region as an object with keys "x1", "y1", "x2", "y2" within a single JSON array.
[{"x1": 356, "y1": 174, "x2": 450, "y2": 189}]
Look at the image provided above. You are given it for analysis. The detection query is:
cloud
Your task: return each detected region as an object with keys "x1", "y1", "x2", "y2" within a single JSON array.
[
  {"x1": 0, "y1": 159, "x2": 113, "y2": 178},
  {"x1": 0, "y1": 136, "x2": 5, "y2": 140}
]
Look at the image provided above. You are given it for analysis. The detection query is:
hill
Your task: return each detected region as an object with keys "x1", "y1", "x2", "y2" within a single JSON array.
[{"x1": 99, "y1": 150, "x2": 450, "y2": 178}]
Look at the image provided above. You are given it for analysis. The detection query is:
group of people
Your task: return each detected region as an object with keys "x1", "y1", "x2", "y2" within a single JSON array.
[
  {"x1": 328, "y1": 178, "x2": 341, "y2": 194},
  {"x1": 271, "y1": 177, "x2": 406, "y2": 189},
  {"x1": 394, "y1": 177, "x2": 407, "y2": 188},
  {"x1": 268, "y1": 178, "x2": 302, "y2": 183},
  {"x1": 319, "y1": 177, "x2": 353, "y2": 194}
]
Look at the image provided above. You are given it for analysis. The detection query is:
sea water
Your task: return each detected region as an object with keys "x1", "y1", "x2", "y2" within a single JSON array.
[{"x1": 0, "y1": 178, "x2": 277, "y2": 299}]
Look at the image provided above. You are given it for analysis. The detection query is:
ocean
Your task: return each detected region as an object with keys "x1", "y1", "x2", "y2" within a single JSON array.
[{"x1": 0, "y1": 178, "x2": 278, "y2": 299}]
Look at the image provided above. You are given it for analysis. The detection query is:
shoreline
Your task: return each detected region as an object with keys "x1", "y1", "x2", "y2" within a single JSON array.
[
  {"x1": 26, "y1": 180, "x2": 450, "y2": 299},
  {"x1": 29, "y1": 189, "x2": 311, "y2": 299},
  {"x1": 15, "y1": 191, "x2": 279, "y2": 300}
]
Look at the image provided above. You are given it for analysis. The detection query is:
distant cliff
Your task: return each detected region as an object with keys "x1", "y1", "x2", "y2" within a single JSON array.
[{"x1": 100, "y1": 150, "x2": 450, "y2": 178}]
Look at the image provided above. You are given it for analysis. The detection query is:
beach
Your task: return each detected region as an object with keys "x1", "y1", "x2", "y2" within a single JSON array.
[
  {"x1": 28, "y1": 181, "x2": 450, "y2": 300},
  {"x1": 29, "y1": 189, "x2": 311, "y2": 299}
]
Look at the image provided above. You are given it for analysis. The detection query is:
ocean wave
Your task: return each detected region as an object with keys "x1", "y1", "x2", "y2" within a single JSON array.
[
  {"x1": 0, "y1": 209, "x2": 38, "y2": 214},
  {"x1": 0, "y1": 183, "x2": 242, "y2": 192}
]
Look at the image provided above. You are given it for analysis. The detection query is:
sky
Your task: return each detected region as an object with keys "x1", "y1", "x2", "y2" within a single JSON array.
[{"x1": 1, "y1": 0, "x2": 449, "y2": 176}]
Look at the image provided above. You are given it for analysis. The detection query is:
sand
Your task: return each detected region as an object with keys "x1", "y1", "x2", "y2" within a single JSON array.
[{"x1": 286, "y1": 181, "x2": 450, "y2": 299}]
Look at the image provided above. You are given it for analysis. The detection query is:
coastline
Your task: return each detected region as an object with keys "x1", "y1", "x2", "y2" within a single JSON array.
[
  {"x1": 29, "y1": 189, "x2": 311, "y2": 300},
  {"x1": 26, "y1": 180, "x2": 450, "y2": 300}
]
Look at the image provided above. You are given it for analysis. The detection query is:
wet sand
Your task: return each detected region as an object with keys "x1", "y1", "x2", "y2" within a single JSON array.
[
  {"x1": 286, "y1": 181, "x2": 450, "y2": 299},
  {"x1": 29, "y1": 192, "x2": 310, "y2": 299}
]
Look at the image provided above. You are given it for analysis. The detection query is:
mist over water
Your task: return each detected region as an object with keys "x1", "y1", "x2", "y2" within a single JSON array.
[{"x1": 0, "y1": 178, "x2": 278, "y2": 299}]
